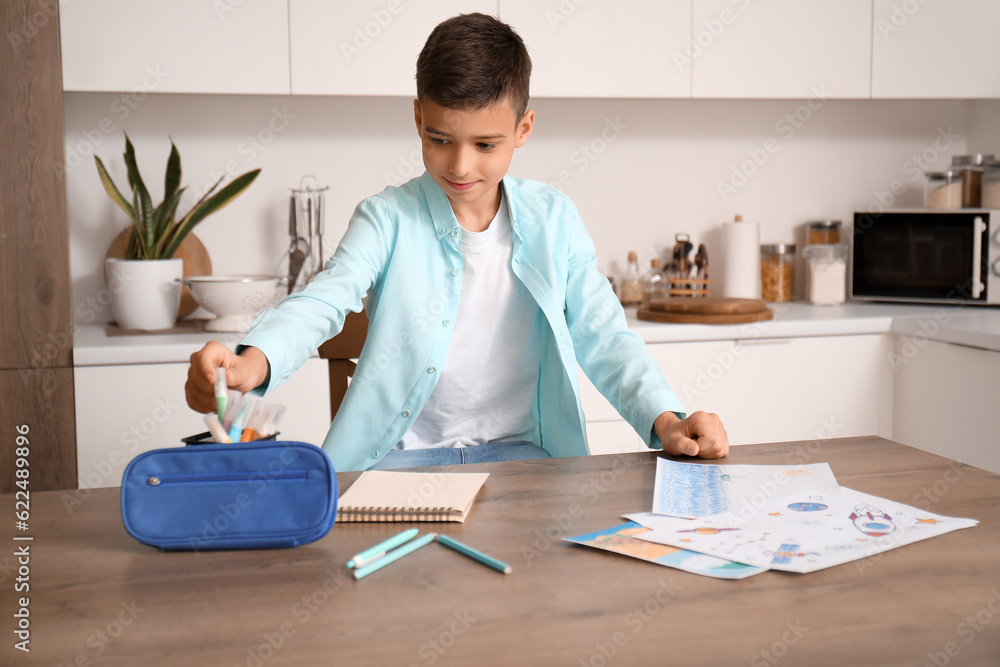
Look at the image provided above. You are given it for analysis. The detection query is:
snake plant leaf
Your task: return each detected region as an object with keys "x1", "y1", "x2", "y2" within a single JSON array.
[
  {"x1": 123, "y1": 138, "x2": 156, "y2": 256},
  {"x1": 153, "y1": 186, "x2": 188, "y2": 257},
  {"x1": 161, "y1": 168, "x2": 260, "y2": 259},
  {"x1": 164, "y1": 139, "x2": 181, "y2": 203},
  {"x1": 94, "y1": 156, "x2": 136, "y2": 221}
]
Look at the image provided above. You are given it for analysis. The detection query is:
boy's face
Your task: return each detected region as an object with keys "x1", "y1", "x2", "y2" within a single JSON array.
[{"x1": 414, "y1": 97, "x2": 533, "y2": 218}]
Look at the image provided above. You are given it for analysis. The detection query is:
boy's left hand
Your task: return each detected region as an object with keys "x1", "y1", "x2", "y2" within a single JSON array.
[{"x1": 654, "y1": 411, "x2": 729, "y2": 459}]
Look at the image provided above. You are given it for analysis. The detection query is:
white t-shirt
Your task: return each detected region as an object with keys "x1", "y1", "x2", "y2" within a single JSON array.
[{"x1": 398, "y1": 195, "x2": 543, "y2": 449}]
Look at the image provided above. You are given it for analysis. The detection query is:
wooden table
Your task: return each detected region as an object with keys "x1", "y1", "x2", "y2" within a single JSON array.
[{"x1": 4, "y1": 436, "x2": 999, "y2": 666}]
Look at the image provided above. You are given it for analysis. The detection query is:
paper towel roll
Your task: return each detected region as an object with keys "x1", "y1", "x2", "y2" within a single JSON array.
[{"x1": 721, "y1": 218, "x2": 760, "y2": 299}]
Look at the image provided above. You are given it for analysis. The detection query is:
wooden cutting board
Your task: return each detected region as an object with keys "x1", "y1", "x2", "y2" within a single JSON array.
[
  {"x1": 105, "y1": 229, "x2": 212, "y2": 319},
  {"x1": 638, "y1": 297, "x2": 773, "y2": 324}
]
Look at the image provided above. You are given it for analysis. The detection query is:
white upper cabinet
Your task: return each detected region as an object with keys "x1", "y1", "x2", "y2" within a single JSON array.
[
  {"x1": 290, "y1": 1, "x2": 498, "y2": 96},
  {"x1": 500, "y1": 1, "x2": 692, "y2": 98},
  {"x1": 691, "y1": 0, "x2": 873, "y2": 99},
  {"x1": 872, "y1": 0, "x2": 1000, "y2": 99},
  {"x1": 60, "y1": 0, "x2": 291, "y2": 94}
]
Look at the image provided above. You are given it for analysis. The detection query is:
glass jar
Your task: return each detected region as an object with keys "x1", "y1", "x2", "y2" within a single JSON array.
[
  {"x1": 952, "y1": 154, "x2": 995, "y2": 208},
  {"x1": 802, "y1": 243, "x2": 848, "y2": 306},
  {"x1": 641, "y1": 257, "x2": 667, "y2": 307},
  {"x1": 924, "y1": 170, "x2": 962, "y2": 209},
  {"x1": 618, "y1": 251, "x2": 644, "y2": 306},
  {"x1": 760, "y1": 244, "x2": 795, "y2": 303},
  {"x1": 982, "y1": 162, "x2": 1000, "y2": 210},
  {"x1": 806, "y1": 220, "x2": 842, "y2": 245}
]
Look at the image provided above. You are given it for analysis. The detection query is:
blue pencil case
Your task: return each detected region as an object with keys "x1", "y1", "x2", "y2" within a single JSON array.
[{"x1": 120, "y1": 441, "x2": 337, "y2": 551}]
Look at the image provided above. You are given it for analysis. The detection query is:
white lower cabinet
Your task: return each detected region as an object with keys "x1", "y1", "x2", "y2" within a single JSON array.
[
  {"x1": 580, "y1": 334, "x2": 894, "y2": 452},
  {"x1": 74, "y1": 359, "x2": 331, "y2": 489},
  {"x1": 893, "y1": 338, "x2": 1000, "y2": 475}
]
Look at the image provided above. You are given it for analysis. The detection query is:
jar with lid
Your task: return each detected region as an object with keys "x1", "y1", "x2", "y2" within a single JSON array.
[
  {"x1": 641, "y1": 258, "x2": 667, "y2": 307},
  {"x1": 760, "y1": 244, "x2": 795, "y2": 303},
  {"x1": 806, "y1": 220, "x2": 841, "y2": 245},
  {"x1": 924, "y1": 170, "x2": 962, "y2": 209},
  {"x1": 952, "y1": 153, "x2": 995, "y2": 208},
  {"x1": 982, "y1": 162, "x2": 1000, "y2": 210},
  {"x1": 617, "y1": 251, "x2": 644, "y2": 306},
  {"x1": 802, "y1": 243, "x2": 847, "y2": 306}
]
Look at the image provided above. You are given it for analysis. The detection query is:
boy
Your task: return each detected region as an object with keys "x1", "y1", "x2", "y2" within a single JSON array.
[{"x1": 185, "y1": 13, "x2": 728, "y2": 471}]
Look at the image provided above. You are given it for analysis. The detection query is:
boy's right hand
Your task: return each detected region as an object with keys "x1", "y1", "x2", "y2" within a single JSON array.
[{"x1": 185, "y1": 342, "x2": 269, "y2": 413}]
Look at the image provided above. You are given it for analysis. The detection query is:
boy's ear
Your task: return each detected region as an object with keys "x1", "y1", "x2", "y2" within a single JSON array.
[
  {"x1": 413, "y1": 98, "x2": 422, "y2": 134},
  {"x1": 515, "y1": 109, "x2": 535, "y2": 148}
]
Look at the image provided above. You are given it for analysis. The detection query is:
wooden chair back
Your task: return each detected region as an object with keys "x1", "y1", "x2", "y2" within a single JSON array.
[{"x1": 317, "y1": 310, "x2": 369, "y2": 421}]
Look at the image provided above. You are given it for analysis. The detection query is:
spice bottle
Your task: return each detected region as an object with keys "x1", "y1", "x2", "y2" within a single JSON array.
[
  {"x1": 806, "y1": 220, "x2": 841, "y2": 245},
  {"x1": 924, "y1": 170, "x2": 962, "y2": 209},
  {"x1": 642, "y1": 258, "x2": 667, "y2": 307},
  {"x1": 802, "y1": 243, "x2": 847, "y2": 306},
  {"x1": 618, "y1": 251, "x2": 644, "y2": 306},
  {"x1": 952, "y1": 154, "x2": 995, "y2": 208},
  {"x1": 761, "y1": 244, "x2": 795, "y2": 303}
]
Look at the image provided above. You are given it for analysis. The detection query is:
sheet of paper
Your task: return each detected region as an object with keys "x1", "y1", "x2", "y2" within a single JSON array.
[
  {"x1": 563, "y1": 521, "x2": 766, "y2": 580},
  {"x1": 652, "y1": 459, "x2": 839, "y2": 519},
  {"x1": 636, "y1": 486, "x2": 979, "y2": 574}
]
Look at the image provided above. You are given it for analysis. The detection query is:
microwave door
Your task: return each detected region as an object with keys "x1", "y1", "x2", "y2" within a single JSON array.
[{"x1": 852, "y1": 212, "x2": 988, "y2": 303}]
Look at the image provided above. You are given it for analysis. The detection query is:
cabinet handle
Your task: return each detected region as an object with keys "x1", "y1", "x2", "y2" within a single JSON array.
[{"x1": 972, "y1": 216, "x2": 986, "y2": 299}]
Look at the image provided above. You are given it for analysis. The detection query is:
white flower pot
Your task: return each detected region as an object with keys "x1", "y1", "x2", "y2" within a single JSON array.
[{"x1": 105, "y1": 258, "x2": 183, "y2": 331}]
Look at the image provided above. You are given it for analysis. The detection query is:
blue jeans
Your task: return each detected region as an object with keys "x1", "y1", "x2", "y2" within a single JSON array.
[{"x1": 368, "y1": 441, "x2": 551, "y2": 470}]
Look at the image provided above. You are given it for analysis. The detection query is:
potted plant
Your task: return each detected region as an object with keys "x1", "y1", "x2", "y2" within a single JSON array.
[{"x1": 95, "y1": 134, "x2": 260, "y2": 330}]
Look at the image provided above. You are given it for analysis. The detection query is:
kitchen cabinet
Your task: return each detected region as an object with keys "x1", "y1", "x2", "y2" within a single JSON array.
[
  {"x1": 74, "y1": 359, "x2": 331, "y2": 489},
  {"x1": 60, "y1": 0, "x2": 291, "y2": 94},
  {"x1": 690, "y1": 0, "x2": 872, "y2": 99},
  {"x1": 872, "y1": 0, "x2": 1000, "y2": 99},
  {"x1": 500, "y1": 1, "x2": 691, "y2": 98},
  {"x1": 289, "y1": 0, "x2": 497, "y2": 96},
  {"x1": 893, "y1": 338, "x2": 1000, "y2": 475},
  {"x1": 579, "y1": 334, "x2": 894, "y2": 452}
]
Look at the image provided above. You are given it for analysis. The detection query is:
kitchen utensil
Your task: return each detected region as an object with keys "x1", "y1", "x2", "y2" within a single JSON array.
[
  {"x1": 287, "y1": 176, "x2": 329, "y2": 294},
  {"x1": 181, "y1": 275, "x2": 287, "y2": 332}
]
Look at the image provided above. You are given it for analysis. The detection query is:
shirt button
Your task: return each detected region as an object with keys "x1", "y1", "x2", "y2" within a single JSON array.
[
  {"x1": 442, "y1": 319, "x2": 449, "y2": 327},
  {"x1": 451, "y1": 230, "x2": 459, "y2": 237},
  {"x1": 372, "y1": 450, "x2": 379, "y2": 458},
  {"x1": 452, "y1": 268, "x2": 460, "y2": 276},
  {"x1": 427, "y1": 366, "x2": 436, "y2": 373},
  {"x1": 437, "y1": 228, "x2": 445, "y2": 234},
  {"x1": 402, "y1": 410, "x2": 410, "y2": 418}
]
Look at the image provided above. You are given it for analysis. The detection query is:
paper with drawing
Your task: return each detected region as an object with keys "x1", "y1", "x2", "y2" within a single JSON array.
[
  {"x1": 636, "y1": 485, "x2": 978, "y2": 573},
  {"x1": 652, "y1": 459, "x2": 839, "y2": 519}
]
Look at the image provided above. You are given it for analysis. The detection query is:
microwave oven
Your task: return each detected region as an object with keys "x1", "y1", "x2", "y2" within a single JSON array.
[{"x1": 851, "y1": 209, "x2": 1000, "y2": 306}]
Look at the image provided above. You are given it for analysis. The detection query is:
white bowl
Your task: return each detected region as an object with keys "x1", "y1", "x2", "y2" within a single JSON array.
[{"x1": 181, "y1": 275, "x2": 286, "y2": 332}]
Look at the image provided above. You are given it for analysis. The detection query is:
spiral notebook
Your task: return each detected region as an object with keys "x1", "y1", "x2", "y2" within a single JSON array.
[{"x1": 336, "y1": 471, "x2": 490, "y2": 523}]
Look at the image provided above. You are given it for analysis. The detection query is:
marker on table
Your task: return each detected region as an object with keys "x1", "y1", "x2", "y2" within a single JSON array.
[
  {"x1": 346, "y1": 528, "x2": 420, "y2": 569},
  {"x1": 437, "y1": 534, "x2": 512, "y2": 574},
  {"x1": 214, "y1": 368, "x2": 228, "y2": 421},
  {"x1": 352, "y1": 532, "x2": 436, "y2": 580}
]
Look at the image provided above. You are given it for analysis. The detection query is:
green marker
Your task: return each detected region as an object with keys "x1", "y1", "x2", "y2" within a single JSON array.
[
  {"x1": 352, "y1": 532, "x2": 436, "y2": 580},
  {"x1": 214, "y1": 368, "x2": 228, "y2": 420},
  {"x1": 346, "y1": 528, "x2": 420, "y2": 569},
  {"x1": 437, "y1": 534, "x2": 512, "y2": 574}
]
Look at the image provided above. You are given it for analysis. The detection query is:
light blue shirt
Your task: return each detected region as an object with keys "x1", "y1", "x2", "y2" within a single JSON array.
[{"x1": 239, "y1": 172, "x2": 686, "y2": 471}]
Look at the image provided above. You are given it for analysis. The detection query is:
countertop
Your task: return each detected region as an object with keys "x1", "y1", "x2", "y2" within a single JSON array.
[{"x1": 73, "y1": 301, "x2": 1000, "y2": 366}]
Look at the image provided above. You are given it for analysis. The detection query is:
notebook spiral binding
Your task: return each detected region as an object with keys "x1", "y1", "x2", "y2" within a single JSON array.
[{"x1": 337, "y1": 506, "x2": 454, "y2": 522}]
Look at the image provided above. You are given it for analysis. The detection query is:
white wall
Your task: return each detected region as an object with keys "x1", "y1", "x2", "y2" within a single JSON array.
[{"x1": 64, "y1": 93, "x2": 985, "y2": 321}]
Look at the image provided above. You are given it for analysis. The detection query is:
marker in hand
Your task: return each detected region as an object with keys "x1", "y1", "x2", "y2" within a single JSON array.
[{"x1": 214, "y1": 368, "x2": 228, "y2": 421}]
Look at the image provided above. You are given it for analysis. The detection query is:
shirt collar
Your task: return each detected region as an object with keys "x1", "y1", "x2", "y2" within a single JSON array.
[{"x1": 419, "y1": 172, "x2": 522, "y2": 244}]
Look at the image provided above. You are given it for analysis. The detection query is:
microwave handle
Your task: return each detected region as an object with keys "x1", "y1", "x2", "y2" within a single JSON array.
[{"x1": 972, "y1": 216, "x2": 986, "y2": 299}]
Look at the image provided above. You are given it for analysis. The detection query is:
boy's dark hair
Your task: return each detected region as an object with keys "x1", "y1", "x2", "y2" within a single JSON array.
[{"x1": 416, "y1": 13, "x2": 531, "y2": 122}]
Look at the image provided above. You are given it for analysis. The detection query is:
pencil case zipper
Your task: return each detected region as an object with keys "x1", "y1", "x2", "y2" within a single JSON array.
[{"x1": 145, "y1": 470, "x2": 310, "y2": 486}]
